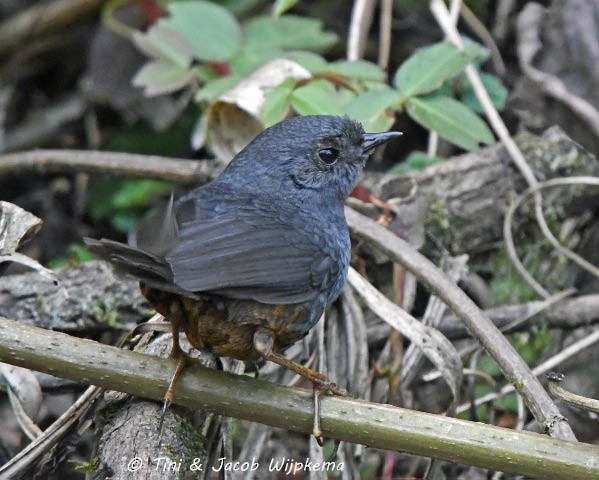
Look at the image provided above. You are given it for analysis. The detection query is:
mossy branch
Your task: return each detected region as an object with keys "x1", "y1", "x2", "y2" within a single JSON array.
[{"x1": 0, "y1": 316, "x2": 597, "y2": 479}]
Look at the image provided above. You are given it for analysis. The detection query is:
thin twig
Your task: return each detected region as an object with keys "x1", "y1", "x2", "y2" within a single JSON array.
[
  {"x1": 430, "y1": 0, "x2": 597, "y2": 298},
  {"x1": 346, "y1": 206, "x2": 576, "y2": 440},
  {"x1": 347, "y1": 267, "x2": 463, "y2": 403},
  {"x1": 378, "y1": 0, "x2": 393, "y2": 69},
  {"x1": 0, "y1": 386, "x2": 102, "y2": 479},
  {"x1": 459, "y1": 2, "x2": 506, "y2": 75},
  {"x1": 426, "y1": 131, "x2": 438, "y2": 157},
  {"x1": 347, "y1": 0, "x2": 376, "y2": 61},
  {"x1": 0, "y1": 149, "x2": 220, "y2": 184},
  {"x1": 449, "y1": 0, "x2": 461, "y2": 25},
  {"x1": 546, "y1": 372, "x2": 599, "y2": 414},
  {"x1": 436, "y1": 294, "x2": 599, "y2": 340},
  {"x1": 456, "y1": 328, "x2": 599, "y2": 414},
  {"x1": 504, "y1": 177, "x2": 599, "y2": 280},
  {"x1": 517, "y1": 4, "x2": 599, "y2": 138}
]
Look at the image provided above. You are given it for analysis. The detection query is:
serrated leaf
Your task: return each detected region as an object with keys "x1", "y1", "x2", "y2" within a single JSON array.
[
  {"x1": 132, "y1": 60, "x2": 194, "y2": 96},
  {"x1": 272, "y1": 0, "x2": 300, "y2": 17},
  {"x1": 290, "y1": 79, "x2": 344, "y2": 115},
  {"x1": 460, "y1": 72, "x2": 508, "y2": 113},
  {"x1": 406, "y1": 95, "x2": 494, "y2": 150},
  {"x1": 244, "y1": 15, "x2": 337, "y2": 53},
  {"x1": 262, "y1": 78, "x2": 296, "y2": 127},
  {"x1": 328, "y1": 60, "x2": 386, "y2": 82},
  {"x1": 346, "y1": 88, "x2": 401, "y2": 132},
  {"x1": 159, "y1": 1, "x2": 241, "y2": 61},
  {"x1": 132, "y1": 25, "x2": 192, "y2": 68},
  {"x1": 394, "y1": 41, "x2": 480, "y2": 97}
]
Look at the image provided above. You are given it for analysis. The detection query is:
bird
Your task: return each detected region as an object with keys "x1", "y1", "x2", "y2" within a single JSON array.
[{"x1": 85, "y1": 115, "x2": 401, "y2": 437}]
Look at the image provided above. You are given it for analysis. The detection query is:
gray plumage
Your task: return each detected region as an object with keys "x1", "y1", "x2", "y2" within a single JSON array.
[{"x1": 86, "y1": 115, "x2": 400, "y2": 332}]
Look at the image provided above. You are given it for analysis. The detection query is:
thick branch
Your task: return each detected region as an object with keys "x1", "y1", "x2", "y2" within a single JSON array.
[{"x1": 0, "y1": 316, "x2": 597, "y2": 479}]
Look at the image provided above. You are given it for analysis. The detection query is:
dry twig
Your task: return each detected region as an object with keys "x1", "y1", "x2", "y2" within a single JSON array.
[
  {"x1": 430, "y1": 0, "x2": 599, "y2": 298},
  {"x1": 346, "y1": 207, "x2": 576, "y2": 440},
  {"x1": 348, "y1": 0, "x2": 376, "y2": 61}
]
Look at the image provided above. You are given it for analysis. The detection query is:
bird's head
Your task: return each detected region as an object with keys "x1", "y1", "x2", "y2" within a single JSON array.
[{"x1": 224, "y1": 115, "x2": 401, "y2": 200}]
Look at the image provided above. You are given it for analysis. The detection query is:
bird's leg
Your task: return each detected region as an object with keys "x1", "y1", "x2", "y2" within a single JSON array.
[
  {"x1": 163, "y1": 321, "x2": 202, "y2": 413},
  {"x1": 253, "y1": 329, "x2": 351, "y2": 442}
]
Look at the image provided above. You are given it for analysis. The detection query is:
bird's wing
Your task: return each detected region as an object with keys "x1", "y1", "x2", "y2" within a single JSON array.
[{"x1": 164, "y1": 193, "x2": 340, "y2": 305}]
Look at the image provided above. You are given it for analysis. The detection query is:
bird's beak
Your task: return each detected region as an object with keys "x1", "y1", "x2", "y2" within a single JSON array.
[{"x1": 362, "y1": 131, "x2": 403, "y2": 154}]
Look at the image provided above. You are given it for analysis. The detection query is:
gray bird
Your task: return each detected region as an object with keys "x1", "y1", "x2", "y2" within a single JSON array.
[{"x1": 85, "y1": 115, "x2": 400, "y2": 435}]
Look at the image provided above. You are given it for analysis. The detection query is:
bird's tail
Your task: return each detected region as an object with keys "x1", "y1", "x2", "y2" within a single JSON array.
[{"x1": 84, "y1": 237, "x2": 193, "y2": 296}]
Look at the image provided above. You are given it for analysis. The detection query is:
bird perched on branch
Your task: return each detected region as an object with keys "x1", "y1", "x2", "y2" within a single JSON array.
[{"x1": 85, "y1": 115, "x2": 401, "y2": 438}]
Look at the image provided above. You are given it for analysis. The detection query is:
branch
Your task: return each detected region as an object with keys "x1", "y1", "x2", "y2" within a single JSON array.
[
  {"x1": 0, "y1": 317, "x2": 596, "y2": 479},
  {"x1": 438, "y1": 294, "x2": 599, "y2": 340},
  {"x1": 0, "y1": 149, "x2": 220, "y2": 184},
  {"x1": 0, "y1": 0, "x2": 104, "y2": 57},
  {"x1": 345, "y1": 207, "x2": 576, "y2": 441},
  {"x1": 430, "y1": 0, "x2": 599, "y2": 298}
]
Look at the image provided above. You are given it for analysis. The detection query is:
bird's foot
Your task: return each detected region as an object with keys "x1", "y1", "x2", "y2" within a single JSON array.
[
  {"x1": 252, "y1": 329, "x2": 351, "y2": 445},
  {"x1": 159, "y1": 327, "x2": 202, "y2": 434}
]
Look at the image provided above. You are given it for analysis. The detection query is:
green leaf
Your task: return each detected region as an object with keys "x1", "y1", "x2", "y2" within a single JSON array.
[
  {"x1": 111, "y1": 211, "x2": 143, "y2": 233},
  {"x1": 262, "y1": 78, "x2": 296, "y2": 127},
  {"x1": 272, "y1": 0, "x2": 300, "y2": 17},
  {"x1": 406, "y1": 95, "x2": 494, "y2": 150},
  {"x1": 159, "y1": 1, "x2": 241, "y2": 61},
  {"x1": 195, "y1": 75, "x2": 241, "y2": 103},
  {"x1": 282, "y1": 51, "x2": 329, "y2": 73},
  {"x1": 460, "y1": 72, "x2": 508, "y2": 113},
  {"x1": 328, "y1": 60, "x2": 386, "y2": 82},
  {"x1": 243, "y1": 15, "x2": 337, "y2": 53},
  {"x1": 48, "y1": 243, "x2": 94, "y2": 270},
  {"x1": 88, "y1": 179, "x2": 172, "y2": 223},
  {"x1": 290, "y1": 79, "x2": 345, "y2": 116},
  {"x1": 132, "y1": 25, "x2": 192, "y2": 68},
  {"x1": 394, "y1": 41, "x2": 480, "y2": 97},
  {"x1": 229, "y1": 47, "x2": 282, "y2": 76},
  {"x1": 346, "y1": 88, "x2": 401, "y2": 132},
  {"x1": 390, "y1": 151, "x2": 443, "y2": 174},
  {"x1": 132, "y1": 60, "x2": 194, "y2": 96},
  {"x1": 111, "y1": 180, "x2": 172, "y2": 210}
]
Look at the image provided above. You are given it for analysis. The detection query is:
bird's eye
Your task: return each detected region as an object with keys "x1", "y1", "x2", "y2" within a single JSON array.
[{"x1": 318, "y1": 148, "x2": 339, "y2": 165}]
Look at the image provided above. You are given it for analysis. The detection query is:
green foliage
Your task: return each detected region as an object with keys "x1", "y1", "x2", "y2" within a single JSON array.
[
  {"x1": 290, "y1": 79, "x2": 345, "y2": 116},
  {"x1": 94, "y1": 298, "x2": 120, "y2": 328},
  {"x1": 161, "y1": 2, "x2": 241, "y2": 62},
  {"x1": 459, "y1": 72, "x2": 508, "y2": 113},
  {"x1": 88, "y1": 179, "x2": 172, "y2": 233},
  {"x1": 243, "y1": 15, "x2": 336, "y2": 52},
  {"x1": 326, "y1": 59, "x2": 387, "y2": 82},
  {"x1": 394, "y1": 42, "x2": 480, "y2": 97},
  {"x1": 262, "y1": 78, "x2": 295, "y2": 126},
  {"x1": 467, "y1": 326, "x2": 552, "y2": 419},
  {"x1": 123, "y1": 1, "x2": 510, "y2": 160},
  {"x1": 489, "y1": 248, "x2": 539, "y2": 304},
  {"x1": 406, "y1": 95, "x2": 494, "y2": 151},
  {"x1": 272, "y1": 0, "x2": 300, "y2": 17},
  {"x1": 346, "y1": 88, "x2": 402, "y2": 132},
  {"x1": 132, "y1": 60, "x2": 195, "y2": 96},
  {"x1": 48, "y1": 243, "x2": 94, "y2": 270}
]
